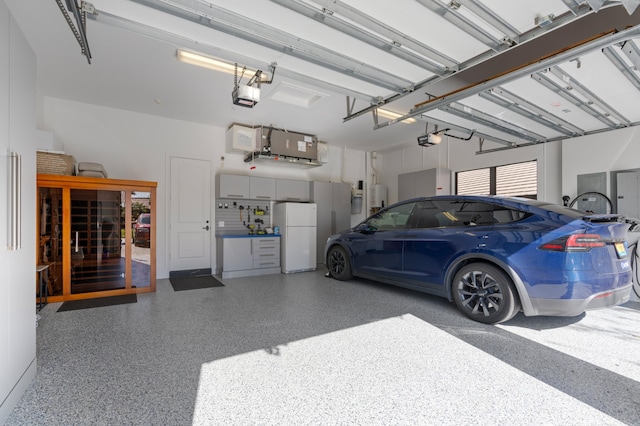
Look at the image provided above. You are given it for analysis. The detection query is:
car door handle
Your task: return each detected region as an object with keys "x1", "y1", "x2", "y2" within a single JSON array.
[{"x1": 203, "y1": 225, "x2": 210, "y2": 231}]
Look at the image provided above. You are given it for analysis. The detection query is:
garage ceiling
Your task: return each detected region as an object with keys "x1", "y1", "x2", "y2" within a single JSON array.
[{"x1": 6, "y1": 0, "x2": 640, "y2": 152}]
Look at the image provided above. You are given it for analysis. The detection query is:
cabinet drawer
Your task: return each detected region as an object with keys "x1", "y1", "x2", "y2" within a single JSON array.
[
  {"x1": 252, "y1": 251, "x2": 280, "y2": 261},
  {"x1": 252, "y1": 238, "x2": 280, "y2": 251},
  {"x1": 253, "y1": 258, "x2": 280, "y2": 269}
]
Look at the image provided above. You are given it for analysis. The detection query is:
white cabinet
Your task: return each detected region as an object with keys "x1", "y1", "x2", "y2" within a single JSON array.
[
  {"x1": 217, "y1": 174, "x2": 312, "y2": 202},
  {"x1": 222, "y1": 238, "x2": 252, "y2": 272},
  {"x1": 250, "y1": 176, "x2": 276, "y2": 200},
  {"x1": 276, "y1": 178, "x2": 310, "y2": 201},
  {"x1": 251, "y1": 237, "x2": 280, "y2": 269},
  {"x1": 217, "y1": 174, "x2": 250, "y2": 198},
  {"x1": 221, "y1": 236, "x2": 281, "y2": 278}
]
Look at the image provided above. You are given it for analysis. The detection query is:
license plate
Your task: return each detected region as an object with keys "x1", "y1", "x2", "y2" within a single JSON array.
[{"x1": 615, "y1": 242, "x2": 627, "y2": 259}]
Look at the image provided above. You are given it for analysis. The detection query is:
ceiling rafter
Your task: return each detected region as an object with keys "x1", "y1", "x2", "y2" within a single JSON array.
[
  {"x1": 441, "y1": 102, "x2": 546, "y2": 142},
  {"x1": 131, "y1": 0, "x2": 413, "y2": 92},
  {"x1": 344, "y1": 2, "x2": 614, "y2": 125},
  {"x1": 414, "y1": 0, "x2": 512, "y2": 52},
  {"x1": 90, "y1": 9, "x2": 378, "y2": 104},
  {"x1": 270, "y1": 0, "x2": 448, "y2": 75},
  {"x1": 548, "y1": 65, "x2": 630, "y2": 126},
  {"x1": 372, "y1": 25, "x2": 640, "y2": 131},
  {"x1": 456, "y1": 0, "x2": 520, "y2": 41},
  {"x1": 308, "y1": 0, "x2": 459, "y2": 70},
  {"x1": 484, "y1": 86, "x2": 584, "y2": 135},
  {"x1": 602, "y1": 44, "x2": 640, "y2": 90},
  {"x1": 531, "y1": 71, "x2": 620, "y2": 129},
  {"x1": 478, "y1": 90, "x2": 577, "y2": 137}
]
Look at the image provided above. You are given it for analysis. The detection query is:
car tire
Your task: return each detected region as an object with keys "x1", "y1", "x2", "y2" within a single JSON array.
[
  {"x1": 452, "y1": 263, "x2": 520, "y2": 324},
  {"x1": 327, "y1": 245, "x2": 353, "y2": 281}
]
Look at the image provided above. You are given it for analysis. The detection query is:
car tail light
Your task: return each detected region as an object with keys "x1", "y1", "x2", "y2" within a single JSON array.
[{"x1": 539, "y1": 234, "x2": 605, "y2": 252}]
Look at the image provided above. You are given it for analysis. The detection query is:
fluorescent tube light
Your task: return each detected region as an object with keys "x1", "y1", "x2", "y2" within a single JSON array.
[
  {"x1": 377, "y1": 108, "x2": 417, "y2": 124},
  {"x1": 176, "y1": 49, "x2": 269, "y2": 81}
]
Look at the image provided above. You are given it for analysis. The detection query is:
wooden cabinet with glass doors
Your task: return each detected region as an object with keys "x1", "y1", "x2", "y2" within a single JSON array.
[{"x1": 37, "y1": 174, "x2": 157, "y2": 302}]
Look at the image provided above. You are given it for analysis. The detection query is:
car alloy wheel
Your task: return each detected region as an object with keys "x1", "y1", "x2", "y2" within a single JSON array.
[
  {"x1": 327, "y1": 245, "x2": 353, "y2": 281},
  {"x1": 452, "y1": 263, "x2": 519, "y2": 324}
]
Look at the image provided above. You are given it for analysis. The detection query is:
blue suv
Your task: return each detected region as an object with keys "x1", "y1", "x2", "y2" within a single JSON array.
[{"x1": 325, "y1": 195, "x2": 632, "y2": 324}]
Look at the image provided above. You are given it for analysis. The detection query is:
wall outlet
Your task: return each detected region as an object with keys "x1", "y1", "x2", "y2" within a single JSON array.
[{"x1": 218, "y1": 221, "x2": 225, "y2": 227}]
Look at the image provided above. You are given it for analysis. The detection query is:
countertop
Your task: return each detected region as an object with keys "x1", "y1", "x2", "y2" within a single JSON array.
[{"x1": 217, "y1": 234, "x2": 281, "y2": 238}]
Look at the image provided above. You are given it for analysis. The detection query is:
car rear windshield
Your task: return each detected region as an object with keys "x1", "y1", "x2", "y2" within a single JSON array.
[
  {"x1": 139, "y1": 215, "x2": 151, "y2": 224},
  {"x1": 533, "y1": 202, "x2": 585, "y2": 219}
]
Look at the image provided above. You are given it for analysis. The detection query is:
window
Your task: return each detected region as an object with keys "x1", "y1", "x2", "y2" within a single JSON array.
[
  {"x1": 409, "y1": 199, "x2": 517, "y2": 228},
  {"x1": 431, "y1": 200, "x2": 496, "y2": 227},
  {"x1": 367, "y1": 202, "x2": 416, "y2": 230},
  {"x1": 456, "y1": 168, "x2": 490, "y2": 195},
  {"x1": 456, "y1": 160, "x2": 537, "y2": 199}
]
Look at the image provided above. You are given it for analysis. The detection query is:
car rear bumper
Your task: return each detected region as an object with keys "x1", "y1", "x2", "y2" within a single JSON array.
[{"x1": 526, "y1": 282, "x2": 632, "y2": 317}]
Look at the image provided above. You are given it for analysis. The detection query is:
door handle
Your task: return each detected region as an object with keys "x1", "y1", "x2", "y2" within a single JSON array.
[{"x1": 203, "y1": 225, "x2": 210, "y2": 231}]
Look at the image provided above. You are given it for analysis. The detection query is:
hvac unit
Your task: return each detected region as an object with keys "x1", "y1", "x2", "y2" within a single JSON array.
[
  {"x1": 268, "y1": 128, "x2": 318, "y2": 160},
  {"x1": 245, "y1": 127, "x2": 322, "y2": 168},
  {"x1": 226, "y1": 124, "x2": 257, "y2": 153}
]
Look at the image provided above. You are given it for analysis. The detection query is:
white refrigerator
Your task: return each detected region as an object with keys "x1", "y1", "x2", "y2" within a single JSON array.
[{"x1": 273, "y1": 202, "x2": 317, "y2": 273}]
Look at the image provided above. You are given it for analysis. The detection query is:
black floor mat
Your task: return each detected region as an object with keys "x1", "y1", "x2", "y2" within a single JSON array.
[
  {"x1": 57, "y1": 294, "x2": 138, "y2": 312},
  {"x1": 170, "y1": 275, "x2": 225, "y2": 291}
]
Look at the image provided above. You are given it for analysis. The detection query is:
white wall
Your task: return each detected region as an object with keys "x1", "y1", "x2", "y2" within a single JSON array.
[
  {"x1": 562, "y1": 126, "x2": 640, "y2": 200},
  {"x1": 0, "y1": 4, "x2": 37, "y2": 422},
  {"x1": 376, "y1": 137, "x2": 563, "y2": 205},
  {"x1": 40, "y1": 98, "x2": 368, "y2": 278}
]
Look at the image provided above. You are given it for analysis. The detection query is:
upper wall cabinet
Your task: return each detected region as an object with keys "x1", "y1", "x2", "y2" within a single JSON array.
[
  {"x1": 217, "y1": 174, "x2": 310, "y2": 202},
  {"x1": 250, "y1": 176, "x2": 276, "y2": 200},
  {"x1": 276, "y1": 178, "x2": 310, "y2": 202},
  {"x1": 217, "y1": 174, "x2": 250, "y2": 198}
]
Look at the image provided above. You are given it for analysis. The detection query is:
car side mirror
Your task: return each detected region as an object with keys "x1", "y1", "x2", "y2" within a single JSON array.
[{"x1": 355, "y1": 223, "x2": 377, "y2": 234}]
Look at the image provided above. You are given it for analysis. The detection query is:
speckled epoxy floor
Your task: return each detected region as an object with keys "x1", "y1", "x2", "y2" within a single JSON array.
[{"x1": 6, "y1": 270, "x2": 640, "y2": 425}]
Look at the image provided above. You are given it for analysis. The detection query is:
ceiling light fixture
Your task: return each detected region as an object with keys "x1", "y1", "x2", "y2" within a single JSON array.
[
  {"x1": 376, "y1": 108, "x2": 417, "y2": 124},
  {"x1": 176, "y1": 49, "x2": 270, "y2": 81}
]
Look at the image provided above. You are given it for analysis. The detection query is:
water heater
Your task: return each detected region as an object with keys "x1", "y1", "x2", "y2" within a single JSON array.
[{"x1": 371, "y1": 184, "x2": 388, "y2": 208}]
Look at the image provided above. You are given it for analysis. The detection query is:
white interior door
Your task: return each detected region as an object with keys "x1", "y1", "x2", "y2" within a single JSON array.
[{"x1": 169, "y1": 156, "x2": 211, "y2": 272}]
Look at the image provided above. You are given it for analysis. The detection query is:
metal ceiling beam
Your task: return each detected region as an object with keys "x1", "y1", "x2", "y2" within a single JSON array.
[
  {"x1": 441, "y1": 102, "x2": 545, "y2": 142},
  {"x1": 347, "y1": 3, "x2": 627, "y2": 124},
  {"x1": 457, "y1": 0, "x2": 519, "y2": 41},
  {"x1": 90, "y1": 10, "x2": 377, "y2": 103},
  {"x1": 309, "y1": 0, "x2": 459, "y2": 70},
  {"x1": 476, "y1": 118, "x2": 640, "y2": 154},
  {"x1": 602, "y1": 45, "x2": 640, "y2": 90},
  {"x1": 478, "y1": 89, "x2": 578, "y2": 136},
  {"x1": 549, "y1": 65, "x2": 630, "y2": 125},
  {"x1": 532, "y1": 71, "x2": 620, "y2": 128},
  {"x1": 487, "y1": 86, "x2": 584, "y2": 134},
  {"x1": 54, "y1": 0, "x2": 92, "y2": 63},
  {"x1": 414, "y1": 0, "x2": 511, "y2": 52},
  {"x1": 373, "y1": 23, "x2": 640, "y2": 130},
  {"x1": 561, "y1": 0, "x2": 583, "y2": 15},
  {"x1": 620, "y1": 40, "x2": 640, "y2": 71},
  {"x1": 130, "y1": 0, "x2": 413, "y2": 92},
  {"x1": 270, "y1": 0, "x2": 448, "y2": 76}
]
